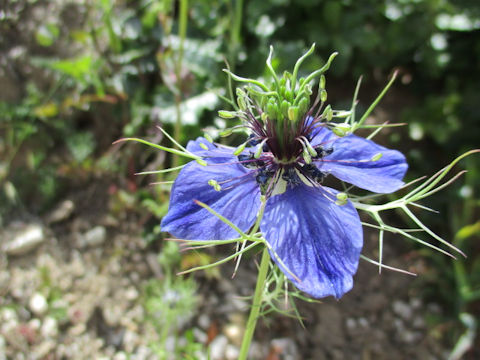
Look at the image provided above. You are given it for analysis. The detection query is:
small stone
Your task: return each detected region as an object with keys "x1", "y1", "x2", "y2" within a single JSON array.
[
  {"x1": 410, "y1": 297, "x2": 422, "y2": 310},
  {"x1": 34, "y1": 339, "x2": 55, "y2": 358},
  {"x1": 0, "y1": 335, "x2": 6, "y2": 360},
  {"x1": 113, "y1": 352, "x2": 128, "y2": 360},
  {"x1": 223, "y1": 323, "x2": 243, "y2": 346},
  {"x1": 29, "y1": 293, "x2": 48, "y2": 316},
  {"x1": 271, "y1": 338, "x2": 298, "y2": 360},
  {"x1": 125, "y1": 287, "x2": 139, "y2": 301},
  {"x1": 198, "y1": 314, "x2": 210, "y2": 330},
  {"x1": 345, "y1": 318, "x2": 357, "y2": 331},
  {"x1": 69, "y1": 323, "x2": 86, "y2": 336},
  {"x1": 41, "y1": 317, "x2": 58, "y2": 338},
  {"x1": 209, "y1": 335, "x2": 228, "y2": 360},
  {"x1": 225, "y1": 344, "x2": 240, "y2": 360},
  {"x1": 393, "y1": 300, "x2": 413, "y2": 321},
  {"x1": 3, "y1": 224, "x2": 44, "y2": 256},
  {"x1": 1, "y1": 308, "x2": 18, "y2": 323},
  {"x1": 358, "y1": 317, "x2": 369, "y2": 328},
  {"x1": 412, "y1": 316, "x2": 425, "y2": 329},
  {"x1": 193, "y1": 328, "x2": 207, "y2": 343},
  {"x1": 28, "y1": 318, "x2": 41, "y2": 331},
  {"x1": 82, "y1": 226, "x2": 107, "y2": 247},
  {"x1": 45, "y1": 199, "x2": 75, "y2": 224}
]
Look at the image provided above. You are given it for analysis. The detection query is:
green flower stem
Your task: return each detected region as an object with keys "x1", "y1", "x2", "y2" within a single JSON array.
[
  {"x1": 239, "y1": 245, "x2": 270, "y2": 360},
  {"x1": 173, "y1": 0, "x2": 188, "y2": 167}
]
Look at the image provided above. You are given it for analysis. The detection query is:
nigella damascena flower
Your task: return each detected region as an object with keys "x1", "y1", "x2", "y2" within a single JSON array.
[
  {"x1": 161, "y1": 47, "x2": 408, "y2": 299},
  {"x1": 161, "y1": 122, "x2": 407, "y2": 298}
]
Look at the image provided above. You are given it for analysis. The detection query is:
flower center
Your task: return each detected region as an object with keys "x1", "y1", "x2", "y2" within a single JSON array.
[{"x1": 237, "y1": 122, "x2": 333, "y2": 197}]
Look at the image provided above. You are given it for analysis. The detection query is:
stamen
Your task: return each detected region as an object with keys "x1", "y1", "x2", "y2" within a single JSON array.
[
  {"x1": 254, "y1": 138, "x2": 269, "y2": 158},
  {"x1": 208, "y1": 179, "x2": 222, "y2": 191},
  {"x1": 335, "y1": 192, "x2": 348, "y2": 206}
]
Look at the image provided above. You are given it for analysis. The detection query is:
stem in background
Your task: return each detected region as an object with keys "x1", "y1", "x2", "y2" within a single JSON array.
[
  {"x1": 238, "y1": 245, "x2": 270, "y2": 359},
  {"x1": 173, "y1": 0, "x2": 188, "y2": 167},
  {"x1": 229, "y1": 0, "x2": 244, "y2": 71}
]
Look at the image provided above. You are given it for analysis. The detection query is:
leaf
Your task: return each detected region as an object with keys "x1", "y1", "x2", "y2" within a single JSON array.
[{"x1": 34, "y1": 103, "x2": 58, "y2": 118}]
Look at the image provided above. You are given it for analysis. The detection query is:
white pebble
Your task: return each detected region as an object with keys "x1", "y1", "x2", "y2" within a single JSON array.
[
  {"x1": 29, "y1": 293, "x2": 48, "y2": 315},
  {"x1": 41, "y1": 317, "x2": 58, "y2": 338}
]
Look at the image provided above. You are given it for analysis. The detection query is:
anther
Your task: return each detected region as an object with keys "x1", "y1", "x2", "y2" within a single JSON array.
[{"x1": 208, "y1": 179, "x2": 222, "y2": 191}]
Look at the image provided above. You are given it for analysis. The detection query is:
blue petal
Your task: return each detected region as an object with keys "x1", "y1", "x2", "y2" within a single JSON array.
[
  {"x1": 312, "y1": 127, "x2": 408, "y2": 193},
  {"x1": 161, "y1": 154, "x2": 261, "y2": 240},
  {"x1": 186, "y1": 137, "x2": 239, "y2": 158},
  {"x1": 261, "y1": 185, "x2": 363, "y2": 299}
]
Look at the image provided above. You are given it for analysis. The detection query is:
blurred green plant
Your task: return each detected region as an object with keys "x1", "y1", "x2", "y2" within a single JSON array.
[{"x1": 142, "y1": 241, "x2": 204, "y2": 358}]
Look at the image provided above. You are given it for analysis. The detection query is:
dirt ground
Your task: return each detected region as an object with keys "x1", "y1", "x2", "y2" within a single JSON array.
[{"x1": 1, "y1": 178, "x2": 464, "y2": 360}]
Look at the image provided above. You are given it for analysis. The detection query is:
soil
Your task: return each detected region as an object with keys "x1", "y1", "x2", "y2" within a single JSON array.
[{"x1": 0, "y1": 179, "x2": 462, "y2": 360}]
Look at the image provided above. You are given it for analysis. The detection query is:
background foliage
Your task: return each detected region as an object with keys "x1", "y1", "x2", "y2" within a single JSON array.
[{"x1": 1, "y1": 0, "x2": 479, "y2": 356}]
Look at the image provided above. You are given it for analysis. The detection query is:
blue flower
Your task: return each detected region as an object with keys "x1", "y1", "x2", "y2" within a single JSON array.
[{"x1": 161, "y1": 115, "x2": 407, "y2": 299}]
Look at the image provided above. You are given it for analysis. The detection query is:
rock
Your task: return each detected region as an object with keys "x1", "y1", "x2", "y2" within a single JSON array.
[
  {"x1": 80, "y1": 226, "x2": 107, "y2": 248},
  {"x1": 271, "y1": 338, "x2": 298, "y2": 360},
  {"x1": 225, "y1": 344, "x2": 240, "y2": 360},
  {"x1": 45, "y1": 199, "x2": 75, "y2": 224},
  {"x1": 34, "y1": 339, "x2": 56, "y2": 358},
  {"x1": 113, "y1": 352, "x2": 128, "y2": 360},
  {"x1": 29, "y1": 293, "x2": 48, "y2": 316},
  {"x1": 193, "y1": 327, "x2": 207, "y2": 343},
  {"x1": 41, "y1": 317, "x2": 58, "y2": 338},
  {"x1": 125, "y1": 286, "x2": 139, "y2": 301},
  {"x1": 209, "y1": 335, "x2": 228, "y2": 360},
  {"x1": 223, "y1": 322, "x2": 243, "y2": 346},
  {"x1": 3, "y1": 224, "x2": 45, "y2": 256},
  {"x1": 392, "y1": 300, "x2": 413, "y2": 321},
  {"x1": 0, "y1": 335, "x2": 6, "y2": 360},
  {"x1": 197, "y1": 314, "x2": 210, "y2": 330},
  {"x1": 28, "y1": 318, "x2": 41, "y2": 331}
]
